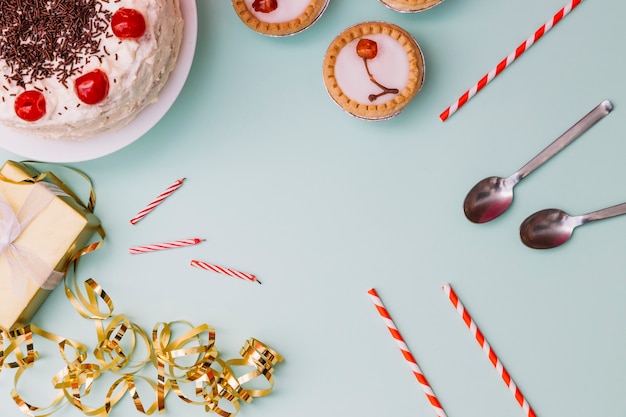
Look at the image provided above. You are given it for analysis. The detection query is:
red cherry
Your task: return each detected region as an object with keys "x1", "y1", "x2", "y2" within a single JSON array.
[
  {"x1": 14, "y1": 90, "x2": 46, "y2": 122},
  {"x1": 111, "y1": 8, "x2": 146, "y2": 39},
  {"x1": 252, "y1": 0, "x2": 278, "y2": 13},
  {"x1": 74, "y1": 70, "x2": 110, "y2": 105},
  {"x1": 356, "y1": 38, "x2": 378, "y2": 60}
]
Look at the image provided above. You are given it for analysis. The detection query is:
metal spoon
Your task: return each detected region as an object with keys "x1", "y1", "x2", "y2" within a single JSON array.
[
  {"x1": 463, "y1": 100, "x2": 613, "y2": 223},
  {"x1": 520, "y1": 202, "x2": 626, "y2": 249}
]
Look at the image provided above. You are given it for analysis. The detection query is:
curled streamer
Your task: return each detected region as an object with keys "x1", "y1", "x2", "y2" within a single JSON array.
[
  {"x1": 9, "y1": 325, "x2": 87, "y2": 417},
  {"x1": 1, "y1": 286, "x2": 283, "y2": 416}
]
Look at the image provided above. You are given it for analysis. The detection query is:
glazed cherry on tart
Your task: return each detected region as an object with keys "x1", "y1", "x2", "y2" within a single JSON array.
[
  {"x1": 75, "y1": 69, "x2": 110, "y2": 105},
  {"x1": 252, "y1": 0, "x2": 278, "y2": 13},
  {"x1": 14, "y1": 91, "x2": 46, "y2": 122},
  {"x1": 356, "y1": 38, "x2": 399, "y2": 102},
  {"x1": 111, "y1": 8, "x2": 147, "y2": 39},
  {"x1": 356, "y1": 38, "x2": 378, "y2": 60}
]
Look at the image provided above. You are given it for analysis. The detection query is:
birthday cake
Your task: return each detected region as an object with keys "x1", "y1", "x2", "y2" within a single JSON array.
[
  {"x1": 322, "y1": 22, "x2": 425, "y2": 120},
  {"x1": 0, "y1": 0, "x2": 183, "y2": 140},
  {"x1": 232, "y1": 0, "x2": 330, "y2": 36}
]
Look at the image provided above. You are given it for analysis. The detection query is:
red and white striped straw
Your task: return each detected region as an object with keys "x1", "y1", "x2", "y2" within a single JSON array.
[
  {"x1": 129, "y1": 238, "x2": 204, "y2": 254},
  {"x1": 130, "y1": 178, "x2": 186, "y2": 225},
  {"x1": 442, "y1": 284, "x2": 536, "y2": 417},
  {"x1": 367, "y1": 288, "x2": 447, "y2": 417},
  {"x1": 190, "y1": 260, "x2": 262, "y2": 285},
  {"x1": 439, "y1": 0, "x2": 583, "y2": 121}
]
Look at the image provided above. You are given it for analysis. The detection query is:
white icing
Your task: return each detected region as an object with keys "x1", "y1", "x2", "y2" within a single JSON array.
[
  {"x1": 245, "y1": 0, "x2": 311, "y2": 23},
  {"x1": 334, "y1": 34, "x2": 410, "y2": 105},
  {"x1": 0, "y1": 0, "x2": 183, "y2": 140}
]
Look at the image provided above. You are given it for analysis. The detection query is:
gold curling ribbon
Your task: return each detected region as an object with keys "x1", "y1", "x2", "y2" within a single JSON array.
[
  {"x1": 9, "y1": 324, "x2": 86, "y2": 417},
  {"x1": 151, "y1": 321, "x2": 219, "y2": 412},
  {"x1": 2, "y1": 300, "x2": 283, "y2": 416},
  {"x1": 93, "y1": 314, "x2": 152, "y2": 375},
  {"x1": 2, "y1": 326, "x2": 38, "y2": 369}
]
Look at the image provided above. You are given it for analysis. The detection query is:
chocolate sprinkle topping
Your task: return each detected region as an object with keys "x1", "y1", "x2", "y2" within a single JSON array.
[{"x1": 0, "y1": 0, "x2": 111, "y2": 87}]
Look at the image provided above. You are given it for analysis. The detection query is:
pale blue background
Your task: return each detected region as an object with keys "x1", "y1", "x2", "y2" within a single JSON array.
[{"x1": 1, "y1": 0, "x2": 625, "y2": 416}]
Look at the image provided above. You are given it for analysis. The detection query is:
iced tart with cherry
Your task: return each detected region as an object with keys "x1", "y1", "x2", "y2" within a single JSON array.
[
  {"x1": 232, "y1": 0, "x2": 330, "y2": 36},
  {"x1": 379, "y1": 0, "x2": 443, "y2": 13},
  {"x1": 0, "y1": 0, "x2": 183, "y2": 140},
  {"x1": 322, "y1": 22, "x2": 425, "y2": 120}
]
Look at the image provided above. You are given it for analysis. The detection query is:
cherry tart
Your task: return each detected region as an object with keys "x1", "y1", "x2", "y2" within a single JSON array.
[
  {"x1": 379, "y1": 0, "x2": 444, "y2": 13},
  {"x1": 322, "y1": 22, "x2": 425, "y2": 120},
  {"x1": 232, "y1": 0, "x2": 330, "y2": 36}
]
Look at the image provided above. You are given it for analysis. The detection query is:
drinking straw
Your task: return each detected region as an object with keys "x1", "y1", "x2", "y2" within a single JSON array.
[
  {"x1": 130, "y1": 178, "x2": 186, "y2": 224},
  {"x1": 190, "y1": 260, "x2": 262, "y2": 284},
  {"x1": 440, "y1": 0, "x2": 583, "y2": 121},
  {"x1": 442, "y1": 284, "x2": 536, "y2": 417},
  {"x1": 367, "y1": 288, "x2": 447, "y2": 417},
  {"x1": 129, "y1": 238, "x2": 205, "y2": 254}
]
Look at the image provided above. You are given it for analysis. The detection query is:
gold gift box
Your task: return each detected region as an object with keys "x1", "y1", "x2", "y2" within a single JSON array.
[{"x1": 0, "y1": 161, "x2": 101, "y2": 330}]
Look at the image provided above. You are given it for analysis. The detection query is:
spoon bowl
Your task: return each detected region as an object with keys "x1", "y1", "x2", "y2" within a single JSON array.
[
  {"x1": 520, "y1": 202, "x2": 626, "y2": 249},
  {"x1": 463, "y1": 100, "x2": 613, "y2": 223},
  {"x1": 463, "y1": 176, "x2": 515, "y2": 223},
  {"x1": 519, "y1": 209, "x2": 581, "y2": 249}
]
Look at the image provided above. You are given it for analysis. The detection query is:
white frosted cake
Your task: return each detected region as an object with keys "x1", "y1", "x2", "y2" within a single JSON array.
[
  {"x1": 323, "y1": 22, "x2": 425, "y2": 120},
  {"x1": 0, "y1": 0, "x2": 183, "y2": 140},
  {"x1": 232, "y1": 0, "x2": 329, "y2": 36}
]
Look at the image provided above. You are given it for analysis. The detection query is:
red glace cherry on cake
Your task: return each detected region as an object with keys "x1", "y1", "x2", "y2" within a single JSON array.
[
  {"x1": 75, "y1": 70, "x2": 110, "y2": 105},
  {"x1": 112, "y1": 8, "x2": 147, "y2": 38},
  {"x1": 14, "y1": 91, "x2": 47, "y2": 122}
]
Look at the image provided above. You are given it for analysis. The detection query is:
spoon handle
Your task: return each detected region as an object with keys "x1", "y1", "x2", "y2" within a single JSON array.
[
  {"x1": 582, "y1": 202, "x2": 626, "y2": 224},
  {"x1": 513, "y1": 100, "x2": 613, "y2": 181}
]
